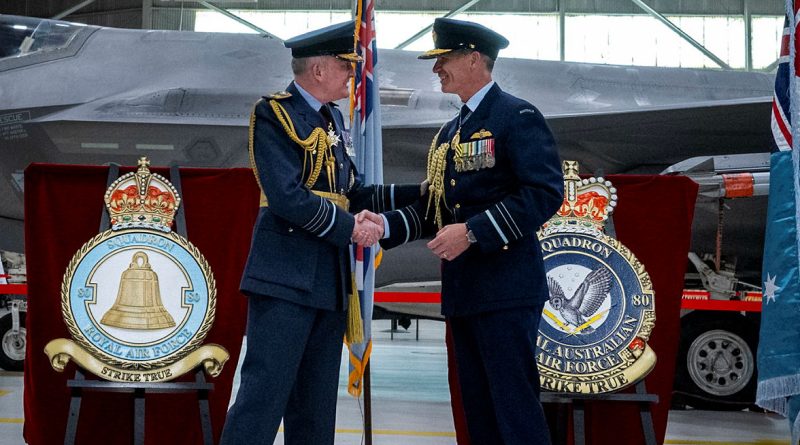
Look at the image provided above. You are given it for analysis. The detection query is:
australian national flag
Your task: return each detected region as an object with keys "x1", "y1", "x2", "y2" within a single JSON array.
[
  {"x1": 756, "y1": 1, "x2": 800, "y2": 442},
  {"x1": 346, "y1": 0, "x2": 382, "y2": 398}
]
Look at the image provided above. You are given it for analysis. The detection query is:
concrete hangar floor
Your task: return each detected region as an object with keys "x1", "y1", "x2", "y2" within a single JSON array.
[{"x1": 0, "y1": 320, "x2": 789, "y2": 445}]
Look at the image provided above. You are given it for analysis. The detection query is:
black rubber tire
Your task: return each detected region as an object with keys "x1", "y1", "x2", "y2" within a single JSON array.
[
  {"x1": 0, "y1": 312, "x2": 26, "y2": 372},
  {"x1": 673, "y1": 311, "x2": 758, "y2": 410}
]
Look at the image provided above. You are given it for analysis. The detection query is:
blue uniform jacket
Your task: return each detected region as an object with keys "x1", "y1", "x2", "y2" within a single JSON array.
[
  {"x1": 381, "y1": 84, "x2": 563, "y2": 316},
  {"x1": 241, "y1": 82, "x2": 420, "y2": 311}
]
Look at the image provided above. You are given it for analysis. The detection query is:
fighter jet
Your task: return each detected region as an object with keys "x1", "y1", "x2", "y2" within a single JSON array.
[{"x1": 0, "y1": 14, "x2": 775, "y2": 292}]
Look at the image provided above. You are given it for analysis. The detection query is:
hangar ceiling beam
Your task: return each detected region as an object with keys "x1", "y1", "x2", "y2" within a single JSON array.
[
  {"x1": 744, "y1": 0, "x2": 752, "y2": 71},
  {"x1": 197, "y1": 0, "x2": 282, "y2": 40},
  {"x1": 764, "y1": 58, "x2": 779, "y2": 73},
  {"x1": 394, "y1": 0, "x2": 484, "y2": 50},
  {"x1": 558, "y1": 0, "x2": 565, "y2": 61},
  {"x1": 143, "y1": 0, "x2": 152, "y2": 30},
  {"x1": 51, "y1": 0, "x2": 97, "y2": 20},
  {"x1": 630, "y1": 0, "x2": 732, "y2": 70}
]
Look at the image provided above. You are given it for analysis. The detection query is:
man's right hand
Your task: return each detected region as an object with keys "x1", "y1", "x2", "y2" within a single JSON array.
[
  {"x1": 356, "y1": 210, "x2": 384, "y2": 231},
  {"x1": 352, "y1": 211, "x2": 384, "y2": 246}
]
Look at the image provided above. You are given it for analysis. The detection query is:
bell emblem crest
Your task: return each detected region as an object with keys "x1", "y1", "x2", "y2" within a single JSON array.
[{"x1": 101, "y1": 251, "x2": 176, "y2": 330}]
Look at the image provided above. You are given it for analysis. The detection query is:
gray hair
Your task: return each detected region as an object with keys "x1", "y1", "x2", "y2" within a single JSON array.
[
  {"x1": 480, "y1": 53, "x2": 495, "y2": 72},
  {"x1": 452, "y1": 49, "x2": 495, "y2": 72},
  {"x1": 291, "y1": 57, "x2": 309, "y2": 75}
]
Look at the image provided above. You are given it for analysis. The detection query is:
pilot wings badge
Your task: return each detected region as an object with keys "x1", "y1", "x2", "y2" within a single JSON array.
[
  {"x1": 536, "y1": 160, "x2": 656, "y2": 394},
  {"x1": 44, "y1": 157, "x2": 229, "y2": 383}
]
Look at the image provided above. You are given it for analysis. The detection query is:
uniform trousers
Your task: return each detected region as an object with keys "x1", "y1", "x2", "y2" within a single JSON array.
[
  {"x1": 449, "y1": 304, "x2": 551, "y2": 445},
  {"x1": 219, "y1": 296, "x2": 346, "y2": 445}
]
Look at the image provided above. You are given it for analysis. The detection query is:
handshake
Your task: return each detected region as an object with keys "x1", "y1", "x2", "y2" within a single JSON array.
[
  {"x1": 351, "y1": 210, "x2": 384, "y2": 246},
  {"x1": 349, "y1": 180, "x2": 430, "y2": 247}
]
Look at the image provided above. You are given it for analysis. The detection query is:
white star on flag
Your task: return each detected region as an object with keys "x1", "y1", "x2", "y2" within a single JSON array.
[{"x1": 763, "y1": 273, "x2": 779, "y2": 304}]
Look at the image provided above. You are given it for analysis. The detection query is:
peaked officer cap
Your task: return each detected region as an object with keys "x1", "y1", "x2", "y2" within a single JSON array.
[
  {"x1": 284, "y1": 21, "x2": 362, "y2": 62},
  {"x1": 418, "y1": 18, "x2": 509, "y2": 60}
]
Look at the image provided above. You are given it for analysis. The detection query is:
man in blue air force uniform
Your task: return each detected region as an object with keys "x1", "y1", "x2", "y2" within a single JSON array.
[
  {"x1": 367, "y1": 18, "x2": 563, "y2": 445},
  {"x1": 220, "y1": 21, "x2": 424, "y2": 445}
]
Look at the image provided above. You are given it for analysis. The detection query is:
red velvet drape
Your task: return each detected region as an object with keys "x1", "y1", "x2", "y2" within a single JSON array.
[
  {"x1": 447, "y1": 175, "x2": 699, "y2": 445},
  {"x1": 23, "y1": 164, "x2": 259, "y2": 445},
  {"x1": 23, "y1": 166, "x2": 697, "y2": 444}
]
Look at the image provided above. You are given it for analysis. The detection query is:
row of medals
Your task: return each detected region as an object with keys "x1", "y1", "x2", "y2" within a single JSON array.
[{"x1": 451, "y1": 127, "x2": 496, "y2": 173}]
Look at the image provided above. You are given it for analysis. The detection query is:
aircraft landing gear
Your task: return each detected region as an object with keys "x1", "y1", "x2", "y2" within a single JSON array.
[
  {"x1": 0, "y1": 310, "x2": 25, "y2": 371},
  {"x1": 674, "y1": 311, "x2": 758, "y2": 410}
]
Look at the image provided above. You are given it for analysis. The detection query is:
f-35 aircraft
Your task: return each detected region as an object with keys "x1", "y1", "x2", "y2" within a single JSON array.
[{"x1": 0, "y1": 13, "x2": 774, "y2": 287}]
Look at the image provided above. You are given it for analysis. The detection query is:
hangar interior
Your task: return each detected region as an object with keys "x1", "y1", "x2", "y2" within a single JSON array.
[{"x1": 0, "y1": 1, "x2": 793, "y2": 445}]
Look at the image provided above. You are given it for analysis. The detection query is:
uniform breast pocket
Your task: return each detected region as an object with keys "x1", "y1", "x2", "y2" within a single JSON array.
[
  {"x1": 248, "y1": 227, "x2": 319, "y2": 292},
  {"x1": 454, "y1": 137, "x2": 496, "y2": 173}
]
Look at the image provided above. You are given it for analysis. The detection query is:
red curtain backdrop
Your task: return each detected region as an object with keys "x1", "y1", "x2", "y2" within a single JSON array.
[
  {"x1": 23, "y1": 164, "x2": 259, "y2": 445},
  {"x1": 24, "y1": 166, "x2": 696, "y2": 445},
  {"x1": 447, "y1": 175, "x2": 699, "y2": 445}
]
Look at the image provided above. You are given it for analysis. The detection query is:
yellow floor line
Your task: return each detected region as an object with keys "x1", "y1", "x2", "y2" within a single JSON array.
[
  {"x1": 337, "y1": 428, "x2": 455, "y2": 437},
  {"x1": 278, "y1": 427, "x2": 455, "y2": 437},
  {"x1": 664, "y1": 439, "x2": 789, "y2": 445},
  {"x1": 0, "y1": 390, "x2": 10, "y2": 397},
  {"x1": 0, "y1": 418, "x2": 23, "y2": 424}
]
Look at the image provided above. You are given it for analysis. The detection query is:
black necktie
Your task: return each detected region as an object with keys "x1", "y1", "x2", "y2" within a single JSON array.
[
  {"x1": 320, "y1": 104, "x2": 334, "y2": 129},
  {"x1": 459, "y1": 104, "x2": 470, "y2": 126}
]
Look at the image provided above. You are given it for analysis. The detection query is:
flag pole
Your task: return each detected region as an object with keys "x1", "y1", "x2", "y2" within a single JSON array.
[
  {"x1": 365, "y1": 361, "x2": 373, "y2": 445},
  {"x1": 349, "y1": 0, "x2": 385, "y2": 442}
]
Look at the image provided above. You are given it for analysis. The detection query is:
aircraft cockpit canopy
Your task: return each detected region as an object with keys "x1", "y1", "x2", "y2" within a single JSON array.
[{"x1": 0, "y1": 15, "x2": 91, "y2": 66}]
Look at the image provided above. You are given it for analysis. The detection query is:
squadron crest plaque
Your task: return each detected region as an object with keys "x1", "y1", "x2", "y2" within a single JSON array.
[
  {"x1": 536, "y1": 161, "x2": 656, "y2": 394},
  {"x1": 45, "y1": 158, "x2": 229, "y2": 382}
]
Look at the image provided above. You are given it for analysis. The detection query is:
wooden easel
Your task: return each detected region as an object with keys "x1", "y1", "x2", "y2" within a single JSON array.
[
  {"x1": 64, "y1": 369, "x2": 214, "y2": 445},
  {"x1": 542, "y1": 380, "x2": 658, "y2": 445}
]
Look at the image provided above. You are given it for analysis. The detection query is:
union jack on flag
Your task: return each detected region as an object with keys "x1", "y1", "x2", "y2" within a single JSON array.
[
  {"x1": 353, "y1": 0, "x2": 379, "y2": 140},
  {"x1": 346, "y1": 0, "x2": 383, "y2": 398},
  {"x1": 771, "y1": 15, "x2": 793, "y2": 151}
]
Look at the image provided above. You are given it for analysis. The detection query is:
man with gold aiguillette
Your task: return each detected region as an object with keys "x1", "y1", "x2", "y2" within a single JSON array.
[
  {"x1": 220, "y1": 21, "x2": 424, "y2": 445},
  {"x1": 371, "y1": 18, "x2": 564, "y2": 444}
]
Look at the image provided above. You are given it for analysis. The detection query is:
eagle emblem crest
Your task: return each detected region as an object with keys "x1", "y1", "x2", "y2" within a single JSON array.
[{"x1": 536, "y1": 161, "x2": 656, "y2": 394}]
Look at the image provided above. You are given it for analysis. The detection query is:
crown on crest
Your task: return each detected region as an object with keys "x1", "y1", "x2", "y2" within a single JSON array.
[
  {"x1": 104, "y1": 157, "x2": 180, "y2": 231},
  {"x1": 541, "y1": 160, "x2": 617, "y2": 236}
]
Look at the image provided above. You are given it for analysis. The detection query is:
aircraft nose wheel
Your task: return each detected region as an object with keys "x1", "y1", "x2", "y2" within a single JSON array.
[
  {"x1": 687, "y1": 330, "x2": 753, "y2": 397},
  {"x1": 0, "y1": 312, "x2": 26, "y2": 371},
  {"x1": 673, "y1": 312, "x2": 758, "y2": 410}
]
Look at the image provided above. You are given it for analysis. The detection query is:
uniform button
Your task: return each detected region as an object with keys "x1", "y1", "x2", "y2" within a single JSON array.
[
  {"x1": 455, "y1": 203, "x2": 461, "y2": 209},
  {"x1": 339, "y1": 163, "x2": 344, "y2": 169},
  {"x1": 450, "y1": 179, "x2": 456, "y2": 187},
  {"x1": 502, "y1": 245, "x2": 509, "y2": 250},
  {"x1": 288, "y1": 228, "x2": 294, "y2": 233}
]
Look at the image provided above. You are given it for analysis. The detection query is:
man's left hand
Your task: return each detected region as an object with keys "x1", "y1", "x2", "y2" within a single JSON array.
[{"x1": 427, "y1": 223, "x2": 470, "y2": 261}]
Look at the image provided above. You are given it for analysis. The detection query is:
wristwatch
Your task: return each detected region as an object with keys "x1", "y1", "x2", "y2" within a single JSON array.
[{"x1": 465, "y1": 222, "x2": 477, "y2": 244}]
